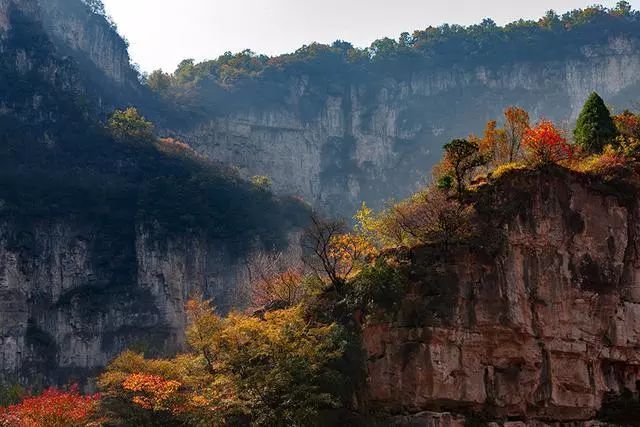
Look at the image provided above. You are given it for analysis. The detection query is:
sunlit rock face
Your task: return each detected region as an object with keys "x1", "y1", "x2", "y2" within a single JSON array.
[{"x1": 361, "y1": 170, "x2": 640, "y2": 424}]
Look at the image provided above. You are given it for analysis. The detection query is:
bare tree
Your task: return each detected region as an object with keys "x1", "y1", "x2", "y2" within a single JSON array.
[
  {"x1": 301, "y1": 212, "x2": 374, "y2": 292},
  {"x1": 242, "y1": 251, "x2": 306, "y2": 310},
  {"x1": 301, "y1": 213, "x2": 347, "y2": 290}
]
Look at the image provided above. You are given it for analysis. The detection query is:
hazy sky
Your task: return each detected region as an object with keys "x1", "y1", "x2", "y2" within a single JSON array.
[{"x1": 101, "y1": 0, "x2": 635, "y2": 72}]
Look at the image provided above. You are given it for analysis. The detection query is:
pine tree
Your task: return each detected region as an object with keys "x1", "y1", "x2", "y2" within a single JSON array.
[{"x1": 573, "y1": 92, "x2": 616, "y2": 154}]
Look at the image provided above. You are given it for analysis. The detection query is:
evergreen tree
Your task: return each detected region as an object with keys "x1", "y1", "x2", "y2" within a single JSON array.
[{"x1": 573, "y1": 92, "x2": 616, "y2": 153}]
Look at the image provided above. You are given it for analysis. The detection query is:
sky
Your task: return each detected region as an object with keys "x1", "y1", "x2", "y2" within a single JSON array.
[{"x1": 101, "y1": 0, "x2": 636, "y2": 73}]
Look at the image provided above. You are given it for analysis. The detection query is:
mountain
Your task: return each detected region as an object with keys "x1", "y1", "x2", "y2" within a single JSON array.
[
  {"x1": 2, "y1": 0, "x2": 640, "y2": 412},
  {"x1": 152, "y1": 5, "x2": 640, "y2": 217},
  {"x1": 0, "y1": 0, "x2": 305, "y2": 385}
]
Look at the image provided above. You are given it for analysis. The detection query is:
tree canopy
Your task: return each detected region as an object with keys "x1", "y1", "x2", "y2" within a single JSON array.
[{"x1": 574, "y1": 92, "x2": 617, "y2": 153}]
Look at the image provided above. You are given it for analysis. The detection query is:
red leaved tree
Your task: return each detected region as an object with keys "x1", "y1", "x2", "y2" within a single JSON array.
[
  {"x1": 0, "y1": 385, "x2": 100, "y2": 427},
  {"x1": 522, "y1": 120, "x2": 573, "y2": 164}
]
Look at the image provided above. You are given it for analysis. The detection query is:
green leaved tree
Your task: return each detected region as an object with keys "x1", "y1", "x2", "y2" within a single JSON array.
[
  {"x1": 442, "y1": 138, "x2": 488, "y2": 198},
  {"x1": 107, "y1": 107, "x2": 154, "y2": 143},
  {"x1": 573, "y1": 92, "x2": 616, "y2": 154}
]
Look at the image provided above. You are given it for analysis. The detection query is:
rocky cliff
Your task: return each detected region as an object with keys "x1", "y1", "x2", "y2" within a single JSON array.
[
  {"x1": 0, "y1": 0, "x2": 304, "y2": 385},
  {"x1": 361, "y1": 168, "x2": 640, "y2": 424},
  {"x1": 0, "y1": 218, "x2": 273, "y2": 385},
  {"x1": 178, "y1": 37, "x2": 640, "y2": 218}
]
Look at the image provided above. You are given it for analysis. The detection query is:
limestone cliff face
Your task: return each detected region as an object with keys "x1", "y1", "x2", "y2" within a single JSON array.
[
  {"x1": 35, "y1": 0, "x2": 133, "y2": 86},
  {"x1": 361, "y1": 170, "x2": 640, "y2": 424},
  {"x1": 0, "y1": 219, "x2": 261, "y2": 384},
  {"x1": 183, "y1": 37, "x2": 640, "y2": 217}
]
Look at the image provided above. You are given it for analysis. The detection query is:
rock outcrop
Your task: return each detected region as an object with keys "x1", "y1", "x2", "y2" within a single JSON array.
[{"x1": 361, "y1": 169, "x2": 640, "y2": 424}]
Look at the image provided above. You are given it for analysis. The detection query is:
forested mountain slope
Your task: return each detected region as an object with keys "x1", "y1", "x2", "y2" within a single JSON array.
[
  {"x1": 0, "y1": 0, "x2": 305, "y2": 385},
  {"x1": 150, "y1": 4, "x2": 640, "y2": 216}
]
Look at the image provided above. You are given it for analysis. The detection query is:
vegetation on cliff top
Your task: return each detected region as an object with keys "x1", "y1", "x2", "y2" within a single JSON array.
[
  {"x1": 145, "y1": 2, "x2": 639, "y2": 114},
  {"x1": 1, "y1": 2, "x2": 305, "y2": 251}
]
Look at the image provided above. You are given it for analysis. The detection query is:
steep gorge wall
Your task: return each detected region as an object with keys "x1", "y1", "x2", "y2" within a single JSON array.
[
  {"x1": 182, "y1": 37, "x2": 640, "y2": 218},
  {"x1": 0, "y1": 218, "x2": 262, "y2": 384},
  {"x1": 361, "y1": 170, "x2": 640, "y2": 424}
]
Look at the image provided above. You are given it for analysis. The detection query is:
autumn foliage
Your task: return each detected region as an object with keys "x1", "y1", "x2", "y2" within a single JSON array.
[
  {"x1": 98, "y1": 297, "x2": 344, "y2": 426},
  {"x1": 121, "y1": 374, "x2": 181, "y2": 413},
  {"x1": 302, "y1": 213, "x2": 376, "y2": 290},
  {"x1": 522, "y1": 120, "x2": 573, "y2": 164},
  {"x1": 0, "y1": 386, "x2": 99, "y2": 427}
]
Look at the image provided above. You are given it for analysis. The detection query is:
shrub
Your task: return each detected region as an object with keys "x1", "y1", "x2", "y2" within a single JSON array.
[
  {"x1": 572, "y1": 145, "x2": 628, "y2": 176},
  {"x1": 388, "y1": 187, "x2": 475, "y2": 248},
  {"x1": 491, "y1": 162, "x2": 528, "y2": 179},
  {"x1": 107, "y1": 107, "x2": 154, "y2": 143},
  {"x1": 251, "y1": 175, "x2": 272, "y2": 190},
  {"x1": 347, "y1": 259, "x2": 406, "y2": 314}
]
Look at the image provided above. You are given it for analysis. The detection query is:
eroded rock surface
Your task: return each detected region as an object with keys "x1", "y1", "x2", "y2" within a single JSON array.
[{"x1": 362, "y1": 170, "x2": 640, "y2": 423}]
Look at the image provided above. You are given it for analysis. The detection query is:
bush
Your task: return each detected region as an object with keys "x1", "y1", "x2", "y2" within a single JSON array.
[
  {"x1": 490, "y1": 162, "x2": 528, "y2": 179},
  {"x1": 571, "y1": 145, "x2": 628, "y2": 177},
  {"x1": 347, "y1": 259, "x2": 406, "y2": 314},
  {"x1": 106, "y1": 107, "x2": 154, "y2": 143}
]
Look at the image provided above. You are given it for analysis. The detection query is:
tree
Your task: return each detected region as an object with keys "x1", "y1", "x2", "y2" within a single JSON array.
[
  {"x1": 301, "y1": 213, "x2": 375, "y2": 292},
  {"x1": 399, "y1": 32, "x2": 413, "y2": 47},
  {"x1": 369, "y1": 37, "x2": 399, "y2": 58},
  {"x1": 442, "y1": 138, "x2": 488, "y2": 197},
  {"x1": 107, "y1": 107, "x2": 154, "y2": 143},
  {"x1": 99, "y1": 298, "x2": 344, "y2": 426},
  {"x1": 477, "y1": 119, "x2": 508, "y2": 168},
  {"x1": 523, "y1": 119, "x2": 573, "y2": 164},
  {"x1": 211, "y1": 306, "x2": 343, "y2": 425},
  {"x1": 185, "y1": 296, "x2": 223, "y2": 375},
  {"x1": 613, "y1": 110, "x2": 640, "y2": 139},
  {"x1": 147, "y1": 70, "x2": 172, "y2": 92},
  {"x1": 0, "y1": 385, "x2": 100, "y2": 427},
  {"x1": 503, "y1": 106, "x2": 530, "y2": 161},
  {"x1": 574, "y1": 92, "x2": 616, "y2": 153},
  {"x1": 540, "y1": 10, "x2": 562, "y2": 28},
  {"x1": 241, "y1": 251, "x2": 307, "y2": 310},
  {"x1": 613, "y1": 1, "x2": 632, "y2": 16},
  {"x1": 613, "y1": 110, "x2": 640, "y2": 159}
]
